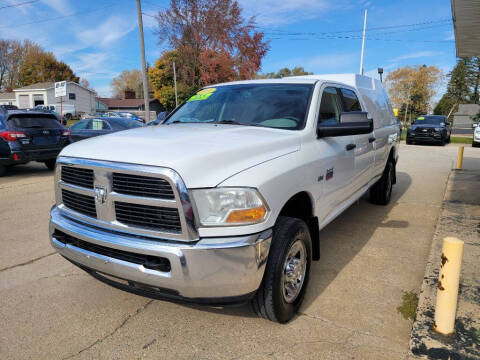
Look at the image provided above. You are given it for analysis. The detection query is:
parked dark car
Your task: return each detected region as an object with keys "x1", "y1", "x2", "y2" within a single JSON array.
[
  {"x1": 69, "y1": 117, "x2": 143, "y2": 142},
  {"x1": 406, "y1": 115, "x2": 451, "y2": 145},
  {"x1": 0, "y1": 109, "x2": 71, "y2": 176}
]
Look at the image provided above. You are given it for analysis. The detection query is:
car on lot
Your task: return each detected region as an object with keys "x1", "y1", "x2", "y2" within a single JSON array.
[
  {"x1": 473, "y1": 125, "x2": 480, "y2": 147},
  {"x1": 0, "y1": 109, "x2": 71, "y2": 176},
  {"x1": 49, "y1": 74, "x2": 399, "y2": 323},
  {"x1": 406, "y1": 115, "x2": 451, "y2": 145},
  {"x1": 69, "y1": 117, "x2": 143, "y2": 142},
  {"x1": 33, "y1": 105, "x2": 63, "y2": 124}
]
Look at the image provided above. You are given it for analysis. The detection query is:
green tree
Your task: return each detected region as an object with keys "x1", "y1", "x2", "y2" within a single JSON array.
[
  {"x1": 18, "y1": 44, "x2": 78, "y2": 86},
  {"x1": 433, "y1": 59, "x2": 474, "y2": 120},
  {"x1": 148, "y1": 50, "x2": 196, "y2": 110},
  {"x1": 466, "y1": 57, "x2": 480, "y2": 103}
]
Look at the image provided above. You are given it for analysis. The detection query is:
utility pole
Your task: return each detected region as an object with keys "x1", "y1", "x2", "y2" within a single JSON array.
[
  {"x1": 359, "y1": 9, "x2": 367, "y2": 75},
  {"x1": 404, "y1": 86, "x2": 411, "y2": 127},
  {"x1": 173, "y1": 61, "x2": 178, "y2": 107},
  {"x1": 136, "y1": 0, "x2": 150, "y2": 123}
]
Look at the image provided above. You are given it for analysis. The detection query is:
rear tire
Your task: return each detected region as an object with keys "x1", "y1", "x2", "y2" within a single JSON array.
[
  {"x1": 44, "y1": 159, "x2": 56, "y2": 170},
  {"x1": 0, "y1": 165, "x2": 6, "y2": 177},
  {"x1": 370, "y1": 160, "x2": 394, "y2": 205},
  {"x1": 64, "y1": 113, "x2": 72, "y2": 121},
  {"x1": 406, "y1": 139, "x2": 412, "y2": 145},
  {"x1": 251, "y1": 216, "x2": 312, "y2": 323}
]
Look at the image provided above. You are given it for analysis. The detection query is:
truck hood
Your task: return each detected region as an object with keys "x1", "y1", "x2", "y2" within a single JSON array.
[{"x1": 60, "y1": 123, "x2": 301, "y2": 188}]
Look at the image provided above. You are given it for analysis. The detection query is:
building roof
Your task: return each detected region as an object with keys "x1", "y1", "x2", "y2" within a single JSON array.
[
  {"x1": 13, "y1": 81, "x2": 96, "y2": 93},
  {"x1": 451, "y1": 0, "x2": 480, "y2": 57},
  {"x1": 97, "y1": 97, "x2": 158, "y2": 109},
  {"x1": 14, "y1": 82, "x2": 55, "y2": 91},
  {"x1": 0, "y1": 92, "x2": 15, "y2": 100},
  {"x1": 454, "y1": 104, "x2": 480, "y2": 116}
]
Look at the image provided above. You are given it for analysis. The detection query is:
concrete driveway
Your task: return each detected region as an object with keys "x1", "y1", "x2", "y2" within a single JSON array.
[{"x1": 1, "y1": 144, "x2": 479, "y2": 360}]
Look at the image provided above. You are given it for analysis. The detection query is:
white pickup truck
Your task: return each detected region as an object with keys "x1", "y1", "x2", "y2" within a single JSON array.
[{"x1": 50, "y1": 74, "x2": 400, "y2": 323}]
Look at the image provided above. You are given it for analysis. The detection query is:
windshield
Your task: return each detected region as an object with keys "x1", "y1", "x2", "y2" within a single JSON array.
[
  {"x1": 164, "y1": 83, "x2": 314, "y2": 130},
  {"x1": 413, "y1": 116, "x2": 446, "y2": 125}
]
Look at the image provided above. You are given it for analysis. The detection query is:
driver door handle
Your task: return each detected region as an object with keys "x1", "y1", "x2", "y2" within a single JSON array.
[{"x1": 345, "y1": 143, "x2": 356, "y2": 151}]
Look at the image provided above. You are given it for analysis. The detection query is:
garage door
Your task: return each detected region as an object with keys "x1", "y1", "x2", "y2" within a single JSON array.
[{"x1": 18, "y1": 95, "x2": 29, "y2": 108}]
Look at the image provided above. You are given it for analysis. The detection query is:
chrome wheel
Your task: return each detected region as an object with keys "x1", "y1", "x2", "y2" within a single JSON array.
[{"x1": 281, "y1": 239, "x2": 307, "y2": 303}]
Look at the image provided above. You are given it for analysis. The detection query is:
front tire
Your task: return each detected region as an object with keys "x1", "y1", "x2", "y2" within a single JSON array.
[
  {"x1": 370, "y1": 160, "x2": 394, "y2": 205},
  {"x1": 44, "y1": 159, "x2": 56, "y2": 170},
  {"x1": 251, "y1": 216, "x2": 312, "y2": 323}
]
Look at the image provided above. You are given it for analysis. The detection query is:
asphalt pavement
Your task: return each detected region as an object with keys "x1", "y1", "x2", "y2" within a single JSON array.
[{"x1": 0, "y1": 143, "x2": 479, "y2": 360}]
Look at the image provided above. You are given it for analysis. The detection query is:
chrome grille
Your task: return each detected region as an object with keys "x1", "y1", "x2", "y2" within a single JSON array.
[
  {"x1": 61, "y1": 166, "x2": 94, "y2": 188},
  {"x1": 115, "y1": 202, "x2": 182, "y2": 232},
  {"x1": 112, "y1": 172, "x2": 175, "y2": 199},
  {"x1": 61, "y1": 189, "x2": 97, "y2": 218},
  {"x1": 55, "y1": 157, "x2": 198, "y2": 242}
]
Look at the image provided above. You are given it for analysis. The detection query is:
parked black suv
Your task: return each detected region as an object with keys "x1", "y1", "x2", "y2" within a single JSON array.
[
  {"x1": 0, "y1": 109, "x2": 71, "y2": 176},
  {"x1": 406, "y1": 115, "x2": 451, "y2": 145}
]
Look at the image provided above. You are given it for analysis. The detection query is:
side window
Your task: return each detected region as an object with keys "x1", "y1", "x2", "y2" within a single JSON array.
[
  {"x1": 318, "y1": 87, "x2": 343, "y2": 125},
  {"x1": 70, "y1": 120, "x2": 90, "y2": 130},
  {"x1": 91, "y1": 119, "x2": 109, "y2": 130},
  {"x1": 340, "y1": 88, "x2": 362, "y2": 112}
]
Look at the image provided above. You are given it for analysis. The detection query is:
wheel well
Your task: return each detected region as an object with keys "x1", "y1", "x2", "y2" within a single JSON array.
[
  {"x1": 388, "y1": 147, "x2": 397, "y2": 184},
  {"x1": 278, "y1": 192, "x2": 320, "y2": 261}
]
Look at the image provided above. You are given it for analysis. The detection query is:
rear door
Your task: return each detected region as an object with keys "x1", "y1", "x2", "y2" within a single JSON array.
[
  {"x1": 7, "y1": 115, "x2": 63, "y2": 151},
  {"x1": 340, "y1": 88, "x2": 375, "y2": 191}
]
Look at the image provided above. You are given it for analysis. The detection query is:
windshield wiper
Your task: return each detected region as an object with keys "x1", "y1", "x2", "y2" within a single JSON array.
[{"x1": 215, "y1": 120, "x2": 256, "y2": 126}]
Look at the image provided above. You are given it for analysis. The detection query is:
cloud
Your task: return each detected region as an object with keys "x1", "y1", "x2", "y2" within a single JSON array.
[
  {"x1": 239, "y1": 0, "x2": 340, "y2": 26},
  {"x1": 393, "y1": 51, "x2": 443, "y2": 61},
  {"x1": 76, "y1": 15, "x2": 137, "y2": 48},
  {"x1": 40, "y1": 0, "x2": 72, "y2": 16},
  {"x1": 265, "y1": 51, "x2": 358, "y2": 74}
]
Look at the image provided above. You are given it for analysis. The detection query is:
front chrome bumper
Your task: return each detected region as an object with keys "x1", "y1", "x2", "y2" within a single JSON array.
[{"x1": 50, "y1": 206, "x2": 271, "y2": 301}]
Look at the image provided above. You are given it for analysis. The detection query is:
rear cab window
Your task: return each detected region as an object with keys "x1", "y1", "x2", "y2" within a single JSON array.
[
  {"x1": 7, "y1": 115, "x2": 61, "y2": 129},
  {"x1": 340, "y1": 88, "x2": 362, "y2": 112}
]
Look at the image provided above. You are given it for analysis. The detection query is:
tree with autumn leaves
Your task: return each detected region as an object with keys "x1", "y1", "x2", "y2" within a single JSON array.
[
  {"x1": 149, "y1": 0, "x2": 269, "y2": 110},
  {"x1": 385, "y1": 65, "x2": 443, "y2": 123}
]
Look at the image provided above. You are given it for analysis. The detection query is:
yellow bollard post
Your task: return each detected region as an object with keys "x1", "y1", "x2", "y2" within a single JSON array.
[
  {"x1": 434, "y1": 237, "x2": 464, "y2": 335},
  {"x1": 456, "y1": 146, "x2": 464, "y2": 170}
]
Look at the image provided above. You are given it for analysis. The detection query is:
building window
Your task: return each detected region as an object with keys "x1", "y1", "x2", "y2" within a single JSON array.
[{"x1": 69, "y1": 93, "x2": 76, "y2": 100}]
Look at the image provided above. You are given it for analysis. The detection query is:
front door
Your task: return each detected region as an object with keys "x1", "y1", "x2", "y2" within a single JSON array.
[{"x1": 314, "y1": 86, "x2": 356, "y2": 223}]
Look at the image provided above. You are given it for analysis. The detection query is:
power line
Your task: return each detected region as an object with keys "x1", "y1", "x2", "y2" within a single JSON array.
[
  {"x1": 0, "y1": 3, "x2": 115, "y2": 29},
  {"x1": 0, "y1": 0, "x2": 38, "y2": 10}
]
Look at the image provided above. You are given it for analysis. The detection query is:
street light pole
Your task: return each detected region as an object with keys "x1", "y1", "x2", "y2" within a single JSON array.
[
  {"x1": 359, "y1": 9, "x2": 367, "y2": 75},
  {"x1": 136, "y1": 0, "x2": 150, "y2": 123}
]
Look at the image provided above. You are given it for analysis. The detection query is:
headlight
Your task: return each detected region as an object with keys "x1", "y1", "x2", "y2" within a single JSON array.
[
  {"x1": 434, "y1": 127, "x2": 441, "y2": 132},
  {"x1": 192, "y1": 188, "x2": 268, "y2": 226}
]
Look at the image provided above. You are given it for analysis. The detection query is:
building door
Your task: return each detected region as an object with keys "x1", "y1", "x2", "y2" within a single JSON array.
[
  {"x1": 33, "y1": 94, "x2": 44, "y2": 106},
  {"x1": 18, "y1": 95, "x2": 30, "y2": 108}
]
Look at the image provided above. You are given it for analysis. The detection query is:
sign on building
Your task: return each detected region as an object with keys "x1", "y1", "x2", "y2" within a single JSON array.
[{"x1": 55, "y1": 81, "x2": 67, "y2": 98}]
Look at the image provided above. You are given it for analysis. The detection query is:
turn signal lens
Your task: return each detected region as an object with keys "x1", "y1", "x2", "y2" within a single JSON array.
[{"x1": 226, "y1": 206, "x2": 266, "y2": 223}]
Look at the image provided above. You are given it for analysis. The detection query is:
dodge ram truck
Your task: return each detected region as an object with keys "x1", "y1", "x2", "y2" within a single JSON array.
[{"x1": 49, "y1": 74, "x2": 400, "y2": 323}]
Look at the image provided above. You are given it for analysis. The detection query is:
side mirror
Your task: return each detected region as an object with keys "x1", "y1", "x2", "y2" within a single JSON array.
[{"x1": 317, "y1": 111, "x2": 373, "y2": 137}]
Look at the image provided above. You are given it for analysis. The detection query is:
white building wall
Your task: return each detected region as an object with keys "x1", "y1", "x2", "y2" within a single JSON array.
[{"x1": 50, "y1": 83, "x2": 94, "y2": 115}]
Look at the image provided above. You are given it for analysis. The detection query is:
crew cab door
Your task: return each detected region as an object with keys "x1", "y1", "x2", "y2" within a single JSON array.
[
  {"x1": 314, "y1": 86, "x2": 356, "y2": 222},
  {"x1": 339, "y1": 88, "x2": 375, "y2": 191}
]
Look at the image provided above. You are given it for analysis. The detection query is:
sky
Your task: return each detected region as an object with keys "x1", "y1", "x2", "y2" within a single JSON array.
[{"x1": 0, "y1": 0, "x2": 457, "y2": 98}]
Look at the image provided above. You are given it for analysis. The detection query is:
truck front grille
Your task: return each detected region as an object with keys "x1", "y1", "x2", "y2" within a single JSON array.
[
  {"x1": 53, "y1": 229, "x2": 171, "y2": 272},
  {"x1": 61, "y1": 166, "x2": 94, "y2": 188},
  {"x1": 112, "y1": 172, "x2": 175, "y2": 199},
  {"x1": 61, "y1": 189, "x2": 97, "y2": 218},
  {"x1": 115, "y1": 202, "x2": 182, "y2": 233}
]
